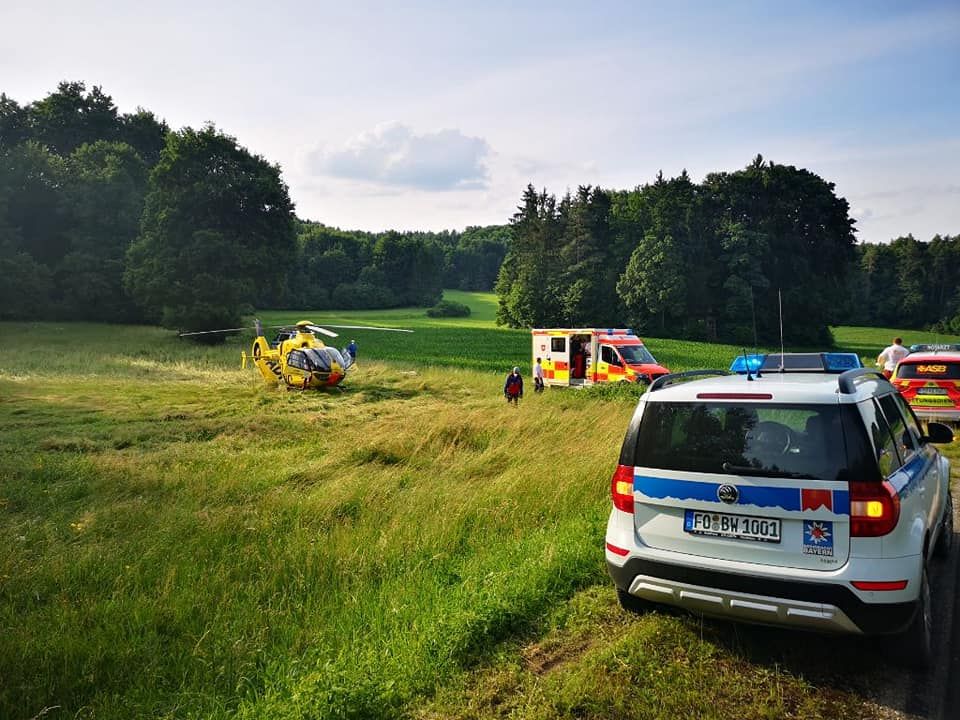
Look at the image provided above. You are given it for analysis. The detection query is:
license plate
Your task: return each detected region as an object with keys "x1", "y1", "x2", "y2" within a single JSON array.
[
  {"x1": 684, "y1": 510, "x2": 781, "y2": 543},
  {"x1": 916, "y1": 387, "x2": 948, "y2": 395}
]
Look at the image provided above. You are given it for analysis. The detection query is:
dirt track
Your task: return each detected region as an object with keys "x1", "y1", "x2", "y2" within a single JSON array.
[
  {"x1": 865, "y1": 482, "x2": 959, "y2": 720},
  {"x1": 719, "y1": 479, "x2": 959, "y2": 720}
]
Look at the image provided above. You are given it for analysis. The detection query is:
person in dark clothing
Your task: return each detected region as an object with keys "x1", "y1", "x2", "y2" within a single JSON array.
[
  {"x1": 504, "y1": 366, "x2": 524, "y2": 404},
  {"x1": 346, "y1": 339, "x2": 358, "y2": 362}
]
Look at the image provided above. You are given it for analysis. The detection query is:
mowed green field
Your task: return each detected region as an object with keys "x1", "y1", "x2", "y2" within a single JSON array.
[{"x1": 1, "y1": 293, "x2": 957, "y2": 720}]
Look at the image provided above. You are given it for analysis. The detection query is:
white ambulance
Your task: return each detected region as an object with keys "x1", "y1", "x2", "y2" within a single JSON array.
[{"x1": 531, "y1": 328, "x2": 670, "y2": 388}]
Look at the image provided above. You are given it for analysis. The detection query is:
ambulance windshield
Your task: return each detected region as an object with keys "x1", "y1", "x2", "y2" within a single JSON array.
[{"x1": 619, "y1": 345, "x2": 656, "y2": 365}]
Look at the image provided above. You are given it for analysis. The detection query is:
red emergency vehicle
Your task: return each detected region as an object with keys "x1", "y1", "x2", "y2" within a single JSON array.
[
  {"x1": 531, "y1": 328, "x2": 670, "y2": 388},
  {"x1": 892, "y1": 344, "x2": 960, "y2": 425}
]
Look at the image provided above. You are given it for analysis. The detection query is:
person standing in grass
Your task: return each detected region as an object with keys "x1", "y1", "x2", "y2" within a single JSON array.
[
  {"x1": 533, "y1": 357, "x2": 545, "y2": 393},
  {"x1": 504, "y1": 366, "x2": 524, "y2": 405},
  {"x1": 346, "y1": 339, "x2": 358, "y2": 362},
  {"x1": 876, "y1": 337, "x2": 909, "y2": 379}
]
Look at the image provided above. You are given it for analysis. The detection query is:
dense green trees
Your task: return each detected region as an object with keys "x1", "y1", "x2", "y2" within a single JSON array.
[
  {"x1": 497, "y1": 158, "x2": 859, "y2": 344},
  {"x1": 0, "y1": 82, "x2": 508, "y2": 326},
  {"x1": 0, "y1": 83, "x2": 166, "y2": 321},
  {"x1": 850, "y1": 234, "x2": 960, "y2": 333},
  {"x1": 445, "y1": 225, "x2": 511, "y2": 291},
  {"x1": 125, "y1": 126, "x2": 297, "y2": 333},
  {"x1": 281, "y1": 223, "x2": 509, "y2": 311},
  {"x1": 4, "y1": 83, "x2": 956, "y2": 336}
]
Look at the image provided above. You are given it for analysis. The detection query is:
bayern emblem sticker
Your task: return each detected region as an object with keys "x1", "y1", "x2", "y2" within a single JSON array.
[{"x1": 802, "y1": 520, "x2": 834, "y2": 556}]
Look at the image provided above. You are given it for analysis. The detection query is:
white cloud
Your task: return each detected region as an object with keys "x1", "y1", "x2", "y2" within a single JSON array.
[{"x1": 307, "y1": 122, "x2": 491, "y2": 191}]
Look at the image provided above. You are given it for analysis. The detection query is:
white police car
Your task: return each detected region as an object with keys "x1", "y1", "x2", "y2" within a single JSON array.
[{"x1": 605, "y1": 353, "x2": 954, "y2": 667}]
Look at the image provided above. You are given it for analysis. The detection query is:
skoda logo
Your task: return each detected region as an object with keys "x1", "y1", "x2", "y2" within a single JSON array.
[{"x1": 717, "y1": 484, "x2": 739, "y2": 504}]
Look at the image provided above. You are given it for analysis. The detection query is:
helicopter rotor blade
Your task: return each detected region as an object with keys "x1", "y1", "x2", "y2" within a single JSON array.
[
  {"x1": 305, "y1": 324, "x2": 339, "y2": 338},
  {"x1": 178, "y1": 326, "x2": 252, "y2": 337},
  {"x1": 320, "y1": 324, "x2": 414, "y2": 333}
]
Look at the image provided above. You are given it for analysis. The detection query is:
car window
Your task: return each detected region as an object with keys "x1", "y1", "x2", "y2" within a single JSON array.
[
  {"x1": 892, "y1": 392, "x2": 924, "y2": 444},
  {"x1": 877, "y1": 394, "x2": 916, "y2": 465},
  {"x1": 633, "y1": 402, "x2": 854, "y2": 480},
  {"x1": 551, "y1": 337, "x2": 565, "y2": 353},
  {"x1": 601, "y1": 345, "x2": 620, "y2": 365},
  {"x1": 860, "y1": 398, "x2": 902, "y2": 477}
]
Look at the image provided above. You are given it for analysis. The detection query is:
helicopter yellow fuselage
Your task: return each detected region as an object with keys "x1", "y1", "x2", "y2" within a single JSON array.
[{"x1": 242, "y1": 329, "x2": 347, "y2": 389}]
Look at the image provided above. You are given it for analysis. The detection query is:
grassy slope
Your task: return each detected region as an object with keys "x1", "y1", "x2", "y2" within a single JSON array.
[{"x1": 0, "y1": 297, "x2": 956, "y2": 719}]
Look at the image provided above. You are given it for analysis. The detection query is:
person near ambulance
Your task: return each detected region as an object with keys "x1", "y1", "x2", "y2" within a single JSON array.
[
  {"x1": 533, "y1": 358, "x2": 545, "y2": 393},
  {"x1": 877, "y1": 337, "x2": 909, "y2": 379},
  {"x1": 504, "y1": 366, "x2": 524, "y2": 404}
]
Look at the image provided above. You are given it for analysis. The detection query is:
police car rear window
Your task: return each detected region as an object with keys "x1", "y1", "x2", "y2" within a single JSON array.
[
  {"x1": 630, "y1": 402, "x2": 873, "y2": 481},
  {"x1": 897, "y1": 362, "x2": 960, "y2": 380}
]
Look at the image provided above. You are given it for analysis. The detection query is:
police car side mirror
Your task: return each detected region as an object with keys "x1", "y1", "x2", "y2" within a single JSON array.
[{"x1": 922, "y1": 422, "x2": 954, "y2": 445}]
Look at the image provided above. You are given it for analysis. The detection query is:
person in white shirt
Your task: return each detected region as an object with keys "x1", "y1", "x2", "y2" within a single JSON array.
[
  {"x1": 876, "y1": 337, "x2": 909, "y2": 379},
  {"x1": 533, "y1": 357, "x2": 545, "y2": 393}
]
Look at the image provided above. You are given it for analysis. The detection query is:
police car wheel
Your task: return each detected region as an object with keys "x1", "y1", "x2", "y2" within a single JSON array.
[
  {"x1": 899, "y1": 568, "x2": 933, "y2": 669},
  {"x1": 616, "y1": 588, "x2": 650, "y2": 615},
  {"x1": 933, "y1": 494, "x2": 954, "y2": 560}
]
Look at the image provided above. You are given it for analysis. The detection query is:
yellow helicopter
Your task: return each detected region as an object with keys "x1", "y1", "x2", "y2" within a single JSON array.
[{"x1": 180, "y1": 319, "x2": 412, "y2": 389}]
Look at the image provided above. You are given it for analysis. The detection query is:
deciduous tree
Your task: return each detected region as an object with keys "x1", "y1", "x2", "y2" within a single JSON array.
[{"x1": 125, "y1": 125, "x2": 296, "y2": 334}]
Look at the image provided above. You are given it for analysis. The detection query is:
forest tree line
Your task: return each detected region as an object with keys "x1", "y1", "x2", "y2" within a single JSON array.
[
  {"x1": 848, "y1": 235, "x2": 960, "y2": 335},
  {"x1": 496, "y1": 159, "x2": 959, "y2": 344},
  {"x1": 278, "y1": 222, "x2": 509, "y2": 311},
  {"x1": 2, "y1": 83, "x2": 956, "y2": 340},
  {"x1": 0, "y1": 82, "x2": 508, "y2": 331}
]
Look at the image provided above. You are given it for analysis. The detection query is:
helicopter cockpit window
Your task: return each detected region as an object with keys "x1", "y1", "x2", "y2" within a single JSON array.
[
  {"x1": 323, "y1": 347, "x2": 347, "y2": 369},
  {"x1": 302, "y1": 348, "x2": 332, "y2": 372},
  {"x1": 287, "y1": 350, "x2": 310, "y2": 370}
]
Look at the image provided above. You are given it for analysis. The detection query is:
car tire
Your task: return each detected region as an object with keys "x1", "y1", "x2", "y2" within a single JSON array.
[
  {"x1": 898, "y1": 568, "x2": 932, "y2": 670},
  {"x1": 616, "y1": 588, "x2": 650, "y2": 615},
  {"x1": 933, "y1": 494, "x2": 954, "y2": 560}
]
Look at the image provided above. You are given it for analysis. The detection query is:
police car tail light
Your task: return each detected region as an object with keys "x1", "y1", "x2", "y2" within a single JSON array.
[
  {"x1": 849, "y1": 481, "x2": 900, "y2": 536},
  {"x1": 611, "y1": 464, "x2": 634, "y2": 513}
]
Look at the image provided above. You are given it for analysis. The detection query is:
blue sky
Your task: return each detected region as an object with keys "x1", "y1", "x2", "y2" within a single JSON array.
[{"x1": 2, "y1": 1, "x2": 957, "y2": 242}]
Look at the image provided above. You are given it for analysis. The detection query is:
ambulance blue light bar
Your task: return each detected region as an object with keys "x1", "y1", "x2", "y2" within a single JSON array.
[
  {"x1": 909, "y1": 343, "x2": 960, "y2": 353},
  {"x1": 729, "y1": 353, "x2": 862, "y2": 374}
]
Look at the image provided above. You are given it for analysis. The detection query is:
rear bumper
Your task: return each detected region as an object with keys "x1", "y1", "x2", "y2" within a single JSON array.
[
  {"x1": 607, "y1": 557, "x2": 917, "y2": 635},
  {"x1": 909, "y1": 406, "x2": 960, "y2": 422}
]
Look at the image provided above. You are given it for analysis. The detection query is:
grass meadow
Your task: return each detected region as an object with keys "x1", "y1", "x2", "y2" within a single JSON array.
[{"x1": 0, "y1": 293, "x2": 957, "y2": 719}]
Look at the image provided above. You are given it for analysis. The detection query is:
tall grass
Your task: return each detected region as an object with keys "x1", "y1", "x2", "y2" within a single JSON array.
[
  {"x1": 1, "y1": 297, "x2": 954, "y2": 718},
  {"x1": 0, "y1": 339, "x2": 634, "y2": 718}
]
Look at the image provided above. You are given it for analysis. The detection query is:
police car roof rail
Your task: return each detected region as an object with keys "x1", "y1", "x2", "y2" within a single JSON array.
[
  {"x1": 648, "y1": 369, "x2": 730, "y2": 393},
  {"x1": 837, "y1": 367, "x2": 886, "y2": 395}
]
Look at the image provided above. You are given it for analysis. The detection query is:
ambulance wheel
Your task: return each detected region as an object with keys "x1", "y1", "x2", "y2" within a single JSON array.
[
  {"x1": 933, "y1": 494, "x2": 954, "y2": 560},
  {"x1": 898, "y1": 568, "x2": 932, "y2": 669},
  {"x1": 616, "y1": 588, "x2": 650, "y2": 615}
]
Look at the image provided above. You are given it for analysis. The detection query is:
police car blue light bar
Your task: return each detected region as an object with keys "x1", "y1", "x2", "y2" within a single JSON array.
[
  {"x1": 822, "y1": 353, "x2": 862, "y2": 372},
  {"x1": 729, "y1": 355, "x2": 765, "y2": 373},
  {"x1": 729, "y1": 352, "x2": 862, "y2": 374}
]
